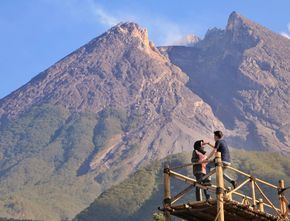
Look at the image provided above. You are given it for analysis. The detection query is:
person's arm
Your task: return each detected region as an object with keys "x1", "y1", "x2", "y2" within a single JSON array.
[
  {"x1": 203, "y1": 141, "x2": 215, "y2": 149},
  {"x1": 206, "y1": 148, "x2": 216, "y2": 160},
  {"x1": 202, "y1": 140, "x2": 216, "y2": 160}
]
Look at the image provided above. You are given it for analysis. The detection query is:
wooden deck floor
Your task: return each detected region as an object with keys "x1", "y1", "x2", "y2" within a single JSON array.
[{"x1": 168, "y1": 200, "x2": 278, "y2": 221}]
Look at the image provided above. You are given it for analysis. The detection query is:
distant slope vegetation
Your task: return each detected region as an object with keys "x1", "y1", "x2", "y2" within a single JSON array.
[
  {"x1": 0, "y1": 219, "x2": 33, "y2": 221},
  {"x1": 0, "y1": 104, "x2": 99, "y2": 220},
  {"x1": 73, "y1": 150, "x2": 290, "y2": 221},
  {"x1": 0, "y1": 103, "x2": 143, "y2": 220}
]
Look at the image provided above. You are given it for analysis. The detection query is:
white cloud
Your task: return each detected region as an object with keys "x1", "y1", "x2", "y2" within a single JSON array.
[
  {"x1": 280, "y1": 23, "x2": 290, "y2": 39},
  {"x1": 172, "y1": 34, "x2": 200, "y2": 46},
  {"x1": 136, "y1": 18, "x2": 201, "y2": 46},
  {"x1": 150, "y1": 20, "x2": 184, "y2": 45},
  {"x1": 281, "y1": 32, "x2": 290, "y2": 39},
  {"x1": 59, "y1": 0, "x2": 121, "y2": 28},
  {"x1": 59, "y1": 0, "x2": 200, "y2": 46},
  {"x1": 87, "y1": 3, "x2": 191, "y2": 46},
  {"x1": 87, "y1": 1, "x2": 137, "y2": 28},
  {"x1": 94, "y1": 5, "x2": 119, "y2": 27}
]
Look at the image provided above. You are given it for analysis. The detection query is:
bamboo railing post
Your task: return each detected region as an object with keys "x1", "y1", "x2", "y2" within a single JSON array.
[
  {"x1": 226, "y1": 187, "x2": 232, "y2": 201},
  {"x1": 278, "y1": 179, "x2": 287, "y2": 217},
  {"x1": 215, "y1": 152, "x2": 225, "y2": 221},
  {"x1": 250, "y1": 177, "x2": 256, "y2": 208},
  {"x1": 258, "y1": 198, "x2": 264, "y2": 212},
  {"x1": 163, "y1": 164, "x2": 171, "y2": 221}
]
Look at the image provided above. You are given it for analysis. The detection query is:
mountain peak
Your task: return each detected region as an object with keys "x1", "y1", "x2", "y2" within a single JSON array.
[
  {"x1": 225, "y1": 11, "x2": 290, "y2": 47},
  {"x1": 224, "y1": 11, "x2": 262, "y2": 48},
  {"x1": 228, "y1": 11, "x2": 241, "y2": 20},
  {"x1": 226, "y1": 11, "x2": 254, "y2": 31},
  {"x1": 107, "y1": 22, "x2": 150, "y2": 47}
]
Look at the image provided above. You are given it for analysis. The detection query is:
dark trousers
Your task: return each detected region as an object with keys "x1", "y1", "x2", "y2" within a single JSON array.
[{"x1": 194, "y1": 173, "x2": 211, "y2": 201}]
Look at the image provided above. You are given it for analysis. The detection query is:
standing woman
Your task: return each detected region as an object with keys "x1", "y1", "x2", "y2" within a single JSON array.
[{"x1": 192, "y1": 140, "x2": 211, "y2": 201}]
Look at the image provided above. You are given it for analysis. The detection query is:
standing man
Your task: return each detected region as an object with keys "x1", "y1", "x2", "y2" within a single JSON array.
[{"x1": 203, "y1": 131, "x2": 236, "y2": 188}]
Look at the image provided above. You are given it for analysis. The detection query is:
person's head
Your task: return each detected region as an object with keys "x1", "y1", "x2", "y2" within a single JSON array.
[
  {"x1": 194, "y1": 140, "x2": 206, "y2": 154},
  {"x1": 214, "y1": 130, "x2": 223, "y2": 141}
]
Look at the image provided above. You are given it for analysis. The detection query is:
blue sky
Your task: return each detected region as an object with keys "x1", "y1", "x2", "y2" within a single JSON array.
[{"x1": 0, "y1": 0, "x2": 290, "y2": 99}]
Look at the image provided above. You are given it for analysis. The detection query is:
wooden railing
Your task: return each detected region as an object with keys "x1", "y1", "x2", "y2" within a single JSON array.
[{"x1": 161, "y1": 152, "x2": 290, "y2": 221}]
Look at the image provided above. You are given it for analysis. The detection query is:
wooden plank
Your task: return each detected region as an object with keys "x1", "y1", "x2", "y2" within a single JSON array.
[{"x1": 168, "y1": 200, "x2": 279, "y2": 221}]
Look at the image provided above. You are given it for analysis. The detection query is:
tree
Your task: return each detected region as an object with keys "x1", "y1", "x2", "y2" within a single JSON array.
[{"x1": 153, "y1": 212, "x2": 165, "y2": 221}]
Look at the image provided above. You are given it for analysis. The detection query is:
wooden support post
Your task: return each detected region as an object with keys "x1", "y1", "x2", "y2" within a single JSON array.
[
  {"x1": 278, "y1": 179, "x2": 287, "y2": 217},
  {"x1": 257, "y1": 198, "x2": 264, "y2": 212},
  {"x1": 250, "y1": 178, "x2": 256, "y2": 208},
  {"x1": 163, "y1": 164, "x2": 171, "y2": 221},
  {"x1": 215, "y1": 152, "x2": 225, "y2": 221},
  {"x1": 226, "y1": 187, "x2": 232, "y2": 201}
]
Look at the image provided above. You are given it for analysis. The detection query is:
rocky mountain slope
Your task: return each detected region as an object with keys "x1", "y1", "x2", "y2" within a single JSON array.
[
  {"x1": 0, "y1": 23, "x2": 223, "y2": 220},
  {"x1": 161, "y1": 12, "x2": 290, "y2": 153}
]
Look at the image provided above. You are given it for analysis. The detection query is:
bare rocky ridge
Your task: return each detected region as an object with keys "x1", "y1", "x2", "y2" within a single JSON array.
[{"x1": 162, "y1": 11, "x2": 290, "y2": 153}]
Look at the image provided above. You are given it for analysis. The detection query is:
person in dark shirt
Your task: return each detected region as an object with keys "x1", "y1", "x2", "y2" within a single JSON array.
[
  {"x1": 191, "y1": 140, "x2": 211, "y2": 201},
  {"x1": 203, "y1": 131, "x2": 236, "y2": 188}
]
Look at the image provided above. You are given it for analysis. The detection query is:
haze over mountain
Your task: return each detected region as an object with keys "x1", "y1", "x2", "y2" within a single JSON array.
[
  {"x1": 0, "y1": 11, "x2": 289, "y2": 220},
  {"x1": 172, "y1": 34, "x2": 200, "y2": 47}
]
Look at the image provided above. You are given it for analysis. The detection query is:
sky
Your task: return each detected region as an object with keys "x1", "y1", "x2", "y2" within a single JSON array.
[{"x1": 0, "y1": 0, "x2": 290, "y2": 99}]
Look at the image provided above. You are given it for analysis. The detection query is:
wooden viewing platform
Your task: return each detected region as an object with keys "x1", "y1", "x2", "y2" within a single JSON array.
[
  {"x1": 169, "y1": 199, "x2": 278, "y2": 221},
  {"x1": 159, "y1": 152, "x2": 290, "y2": 221}
]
